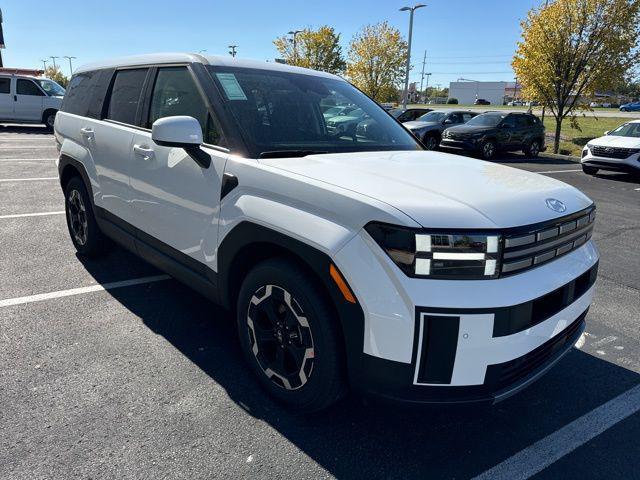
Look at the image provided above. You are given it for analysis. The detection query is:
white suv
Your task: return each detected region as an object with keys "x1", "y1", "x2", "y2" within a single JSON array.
[
  {"x1": 0, "y1": 74, "x2": 65, "y2": 129},
  {"x1": 581, "y1": 120, "x2": 640, "y2": 175},
  {"x1": 54, "y1": 53, "x2": 599, "y2": 411}
]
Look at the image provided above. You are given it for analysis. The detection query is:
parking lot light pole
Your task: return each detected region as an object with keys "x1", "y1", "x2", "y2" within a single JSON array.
[
  {"x1": 228, "y1": 45, "x2": 237, "y2": 57},
  {"x1": 40, "y1": 59, "x2": 48, "y2": 71},
  {"x1": 63, "y1": 56, "x2": 76, "y2": 76},
  {"x1": 400, "y1": 4, "x2": 425, "y2": 109},
  {"x1": 50, "y1": 56, "x2": 59, "y2": 70}
]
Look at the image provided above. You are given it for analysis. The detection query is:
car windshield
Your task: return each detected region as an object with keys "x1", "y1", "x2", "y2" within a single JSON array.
[
  {"x1": 465, "y1": 113, "x2": 506, "y2": 127},
  {"x1": 608, "y1": 122, "x2": 640, "y2": 137},
  {"x1": 37, "y1": 79, "x2": 66, "y2": 96},
  {"x1": 207, "y1": 66, "x2": 421, "y2": 158},
  {"x1": 388, "y1": 108, "x2": 405, "y2": 118},
  {"x1": 416, "y1": 111, "x2": 446, "y2": 123}
]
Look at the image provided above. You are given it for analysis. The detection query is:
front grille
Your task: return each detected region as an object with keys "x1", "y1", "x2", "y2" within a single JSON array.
[
  {"x1": 484, "y1": 309, "x2": 587, "y2": 389},
  {"x1": 446, "y1": 132, "x2": 469, "y2": 141},
  {"x1": 591, "y1": 145, "x2": 640, "y2": 159},
  {"x1": 501, "y1": 206, "x2": 595, "y2": 275}
]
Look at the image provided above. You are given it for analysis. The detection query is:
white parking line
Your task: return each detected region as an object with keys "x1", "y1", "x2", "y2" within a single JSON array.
[
  {"x1": 0, "y1": 211, "x2": 65, "y2": 219},
  {"x1": 472, "y1": 383, "x2": 640, "y2": 480},
  {"x1": 0, "y1": 275, "x2": 171, "y2": 308},
  {"x1": 0, "y1": 137, "x2": 53, "y2": 140},
  {"x1": 0, "y1": 146, "x2": 56, "y2": 149},
  {"x1": 536, "y1": 169, "x2": 582, "y2": 174},
  {"x1": 0, "y1": 158, "x2": 56, "y2": 162},
  {"x1": 0, "y1": 177, "x2": 58, "y2": 182}
]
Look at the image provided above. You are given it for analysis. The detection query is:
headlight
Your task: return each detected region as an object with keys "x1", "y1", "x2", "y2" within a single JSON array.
[{"x1": 365, "y1": 223, "x2": 501, "y2": 279}]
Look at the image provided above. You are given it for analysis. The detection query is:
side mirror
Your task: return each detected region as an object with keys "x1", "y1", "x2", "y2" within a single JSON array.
[
  {"x1": 443, "y1": 119, "x2": 453, "y2": 124},
  {"x1": 500, "y1": 123, "x2": 511, "y2": 129},
  {"x1": 151, "y1": 116, "x2": 210, "y2": 168},
  {"x1": 604, "y1": 130, "x2": 610, "y2": 135}
]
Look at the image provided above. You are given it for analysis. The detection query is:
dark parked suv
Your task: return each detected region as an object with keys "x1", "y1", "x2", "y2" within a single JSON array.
[
  {"x1": 404, "y1": 109, "x2": 478, "y2": 150},
  {"x1": 440, "y1": 112, "x2": 546, "y2": 160}
]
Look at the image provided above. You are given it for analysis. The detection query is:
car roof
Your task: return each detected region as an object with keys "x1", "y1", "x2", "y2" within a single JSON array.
[{"x1": 74, "y1": 52, "x2": 342, "y2": 80}]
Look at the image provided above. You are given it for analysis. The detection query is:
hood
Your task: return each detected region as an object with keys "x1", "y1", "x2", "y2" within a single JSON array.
[
  {"x1": 589, "y1": 134, "x2": 640, "y2": 148},
  {"x1": 260, "y1": 151, "x2": 593, "y2": 229},
  {"x1": 404, "y1": 121, "x2": 440, "y2": 130},
  {"x1": 446, "y1": 124, "x2": 496, "y2": 134}
]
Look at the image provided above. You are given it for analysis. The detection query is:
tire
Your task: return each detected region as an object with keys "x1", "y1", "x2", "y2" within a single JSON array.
[
  {"x1": 582, "y1": 165, "x2": 599, "y2": 175},
  {"x1": 43, "y1": 110, "x2": 57, "y2": 131},
  {"x1": 620, "y1": 108, "x2": 628, "y2": 112},
  {"x1": 236, "y1": 258, "x2": 346, "y2": 412},
  {"x1": 64, "y1": 176, "x2": 111, "y2": 257},
  {"x1": 480, "y1": 139, "x2": 497, "y2": 160},
  {"x1": 524, "y1": 139, "x2": 541, "y2": 158},
  {"x1": 422, "y1": 134, "x2": 439, "y2": 151}
]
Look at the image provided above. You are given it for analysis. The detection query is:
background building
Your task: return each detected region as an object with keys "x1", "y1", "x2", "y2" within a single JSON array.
[{"x1": 448, "y1": 81, "x2": 522, "y2": 105}]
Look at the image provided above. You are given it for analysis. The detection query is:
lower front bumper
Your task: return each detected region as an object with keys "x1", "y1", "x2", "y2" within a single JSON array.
[
  {"x1": 357, "y1": 309, "x2": 587, "y2": 405},
  {"x1": 581, "y1": 153, "x2": 640, "y2": 173},
  {"x1": 439, "y1": 138, "x2": 480, "y2": 152}
]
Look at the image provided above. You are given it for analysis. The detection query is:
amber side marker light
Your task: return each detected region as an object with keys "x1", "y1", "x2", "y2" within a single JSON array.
[{"x1": 329, "y1": 264, "x2": 357, "y2": 304}]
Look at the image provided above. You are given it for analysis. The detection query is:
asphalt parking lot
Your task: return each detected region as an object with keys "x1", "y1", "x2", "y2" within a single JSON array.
[{"x1": 1, "y1": 127, "x2": 639, "y2": 480}]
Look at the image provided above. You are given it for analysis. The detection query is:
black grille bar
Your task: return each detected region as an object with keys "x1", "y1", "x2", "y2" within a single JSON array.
[{"x1": 501, "y1": 206, "x2": 595, "y2": 275}]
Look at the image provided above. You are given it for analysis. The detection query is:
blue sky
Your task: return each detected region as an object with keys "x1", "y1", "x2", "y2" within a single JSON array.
[{"x1": 2, "y1": 0, "x2": 540, "y2": 87}]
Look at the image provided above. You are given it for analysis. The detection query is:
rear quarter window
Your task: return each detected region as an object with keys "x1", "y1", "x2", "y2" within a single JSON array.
[{"x1": 62, "y1": 71, "x2": 99, "y2": 117}]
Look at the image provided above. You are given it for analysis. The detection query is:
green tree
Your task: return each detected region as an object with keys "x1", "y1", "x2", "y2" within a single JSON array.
[
  {"x1": 44, "y1": 66, "x2": 69, "y2": 88},
  {"x1": 346, "y1": 21, "x2": 407, "y2": 102},
  {"x1": 513, "y1": 0, "x2": 640, "y2": 153},
  {"x1": 273, "y1": 26, "x2": 346, "y2": 74}
]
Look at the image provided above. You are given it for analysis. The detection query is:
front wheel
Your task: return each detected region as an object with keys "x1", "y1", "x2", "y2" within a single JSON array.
[
  {"x1": 524, "y1": 139, "x2": 541, "y2": 158},
  {"x1": 422, "y1": 134, "x2": 439, "y2": 150},
  {"x1": 480, "y1": 139, "x2": 497, "y2": 160},
  {"x1": 582, "y1": 165, "x2": 599, "y2": 175},
  {"x1": 43, "y1": 110, "x2": 57, "y2": 131},
  {"x1": 236, "y1": 258, "x2": 346, "y2": 412}
]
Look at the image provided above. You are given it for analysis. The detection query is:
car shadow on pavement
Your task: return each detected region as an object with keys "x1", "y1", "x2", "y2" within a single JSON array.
[
  {"x1": 0, "y1": 124, "x2": 50, "y2": 134},
  {"x1": 75, "y1": 249, "x2": 640, "y2": 480}
]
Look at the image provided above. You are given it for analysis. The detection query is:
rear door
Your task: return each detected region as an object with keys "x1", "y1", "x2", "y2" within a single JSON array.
[
  {"x1": 0, "y1": 77, "x2": 13, "y2": 119},
  {"x1": 128, "y1": 65, "x2": 228, "y2": 270},
  {"x1": 497, "y1": 114, "x2": 518, "y2": 148},
  {"x1": 92, "y1": 68, "x2": 150, "y2": 225},
  {"x1": 14, "y1": 78, "x2": 45, "y2": 121}
]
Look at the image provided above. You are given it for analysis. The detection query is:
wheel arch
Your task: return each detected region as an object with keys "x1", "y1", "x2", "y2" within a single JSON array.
[{"x1": 217, "y1": 221, "x2": 366, "y2": 386}]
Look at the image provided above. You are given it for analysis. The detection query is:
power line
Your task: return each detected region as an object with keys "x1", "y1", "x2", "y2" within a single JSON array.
[
  {"x1": 427, "y1": 61, "x2": 512, "y2": 65},
  {"x1": 428, "y1": 71, "x2": 514, "y2": 74},
  {"x1": 425, "y1": 54, "x2": 514, "y2": 59}
]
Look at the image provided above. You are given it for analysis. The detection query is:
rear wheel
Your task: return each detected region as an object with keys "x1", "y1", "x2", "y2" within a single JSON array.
[
  {"x1": 422, "y1": 134, "x2": 439, "y2": 151},
  {"x1": 582, "y1": 165, "x2": 599, "y2": 175},
  {"x1": 236, "y1": 258, "x2": 346, "y2": 411},
  {"x1": 480, "y1": 139, "x2": 497, "y2": 160},
  {"x1": 64, "y1": 177, "x2": 111, "y2": 257},
  {"x1": 524, "y1": 139, "x2": 541, "y2": 158},
  {"x1": 43, "y1": 110, "x2": 57, "y2": 131}
]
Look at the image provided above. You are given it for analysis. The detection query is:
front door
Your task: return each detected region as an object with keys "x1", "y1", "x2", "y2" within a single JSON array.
[
  {"x1": 0, "y1": 77, "x2": 13, "y2": 120},
  {"x1": 128, "y1": 66, "x2": 228, "y2": 271},
  {"x1": 14, "y1": 78, "x2": 45, "y2": 121}
]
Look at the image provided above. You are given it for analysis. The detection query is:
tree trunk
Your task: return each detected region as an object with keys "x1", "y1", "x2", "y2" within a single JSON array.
[{"x1": 554, "y1": 117, "x2": 562, "y2": 154}]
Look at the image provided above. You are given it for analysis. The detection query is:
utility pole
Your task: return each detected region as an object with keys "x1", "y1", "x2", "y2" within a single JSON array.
[
  {"x1": 400, "y1": 4, "x2": 426, "y2": 108},
  {"x1": 50, "y1": 56, "x2": 59, "y2": 70},
  {"x1": 288, "y1": 30, "x2": 303, "y2": 63},
  {"x1": 40, "y1": 59, "x2": 48, "y2": 71},
  {"x1": 63, "y1": 56, "x2": 76, "y2": 76},
  {"x1": 228, "y1": 45, "x2": 237, "y2": 57}
]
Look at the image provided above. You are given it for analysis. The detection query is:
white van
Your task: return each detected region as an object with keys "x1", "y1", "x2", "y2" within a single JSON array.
[
  {"x1": 0, "y1": 74, "x2": 65, "y2": 130},
  {"x1": 54, "y1": 53, "x2": 598, "y2": 411}
]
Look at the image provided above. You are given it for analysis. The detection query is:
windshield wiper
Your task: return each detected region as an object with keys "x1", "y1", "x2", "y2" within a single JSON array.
[{"x1": 258, "y1": 150, "x2": 329, "y2": 159}]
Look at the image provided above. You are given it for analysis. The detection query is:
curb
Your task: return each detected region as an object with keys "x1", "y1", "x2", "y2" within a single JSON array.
[{"x1": 540, "y1": 152, "x2": 580, "y2": 163}]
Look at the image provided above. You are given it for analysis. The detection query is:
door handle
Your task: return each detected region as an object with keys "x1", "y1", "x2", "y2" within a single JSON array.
[
  {"x1": 133, "y1": 144, "x2": 155, "y2": 161},
  {"x1": 80, "y1": 127, "x2": 94, "y2": 138}
]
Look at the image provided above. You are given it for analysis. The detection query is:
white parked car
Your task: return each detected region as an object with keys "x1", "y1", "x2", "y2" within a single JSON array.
[
  {"x1": 581, "y1": 120, "x2": 640, "y2": 175},
  {"x1": 0, "y1": 74, "x2": 65, "y2": 129},
  {"x1": 54, "y1": 53, "x2": 599, "y2": 411}
]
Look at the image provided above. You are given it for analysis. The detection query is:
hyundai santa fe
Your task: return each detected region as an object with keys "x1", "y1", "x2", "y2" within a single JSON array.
[{"x1": 54, "y1": 53, "x2": 599, "y2": 411}]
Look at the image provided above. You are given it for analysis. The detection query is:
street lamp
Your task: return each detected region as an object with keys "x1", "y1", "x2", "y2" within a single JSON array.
[
  {"x1": 228, "y1": 45, "x2": 237, "y2": 57},
  {"x1": 50, "y1": 56, "x2": 59, "y2": 69},
  {"x1": 63, "y1": 56, "x2": 76, "y2": 76},
  {"x1": 288, "y1": 30, "x2": 303, "y2": 63},
  {"x1": 400, "y1": 4, "x2": 426, "y2": 108}
]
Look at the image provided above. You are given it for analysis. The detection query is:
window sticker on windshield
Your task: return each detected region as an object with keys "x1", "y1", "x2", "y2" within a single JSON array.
[{"x1": 216, "y1": 73, "x2": 247, "y2": 100}]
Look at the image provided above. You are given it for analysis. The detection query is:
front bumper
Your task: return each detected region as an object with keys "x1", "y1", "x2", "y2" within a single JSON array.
[
  {"x1": 581, "y1": 147, "x2": 640, "y2": 172},
  {"x1": 334, "y1": 231, "x2": 599, "y2": 404},
  {"x1": 439, "y1": 138, "x2": 481, "y2": 152}
]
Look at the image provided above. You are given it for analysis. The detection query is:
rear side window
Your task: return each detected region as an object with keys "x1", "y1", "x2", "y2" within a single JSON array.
[
  {"x1": 148, "y1": 66, "x2": 223, "y2": 145},
  {"x1": 107, "y1": 69, "x2": 148, "y2": 125},
  {"x1": 0, "y1": 78, "x2": 9, "y2": 94},
  {"x1": 62, "y1": 71, "x2": 99, "y2": 116},
  {"x1": 17, "y1": 79, "x2": 44, "y2": 96}
]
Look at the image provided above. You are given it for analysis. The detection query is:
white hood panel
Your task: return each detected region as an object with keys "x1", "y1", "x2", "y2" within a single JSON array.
[{"x1": 261, "y1": 151, "x2": 593, "y2": 229}]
